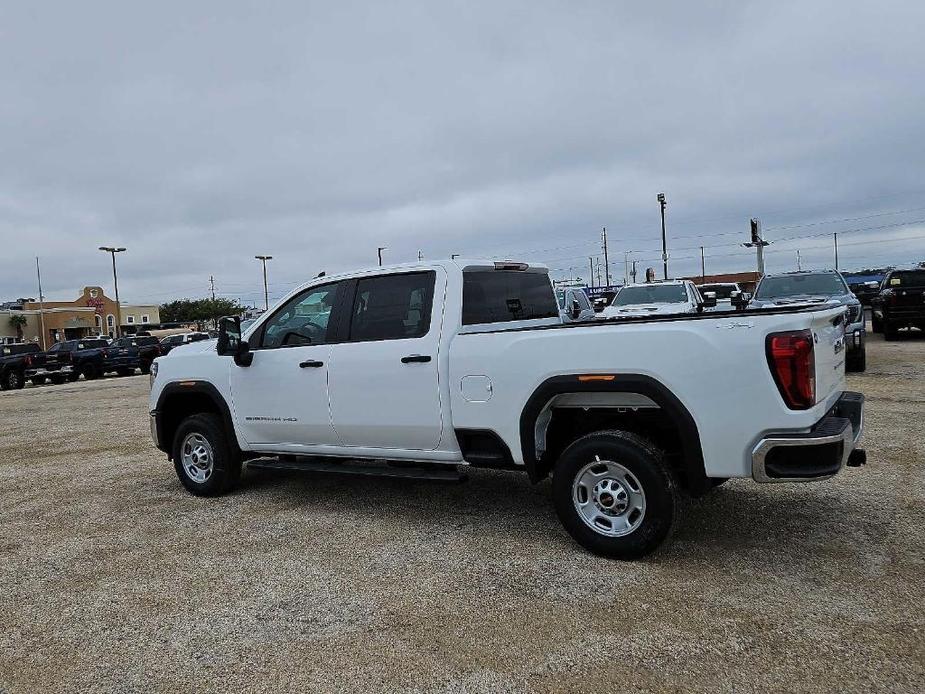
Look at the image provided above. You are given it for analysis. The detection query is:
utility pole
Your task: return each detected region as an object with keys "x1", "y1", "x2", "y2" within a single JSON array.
[
  {"x1": 743, "y1": 218, "x2": 769, "y2": 276},
  {"x1": 796, "y1": 250, "x2": 802, "y2": 271},
  {"x1": 631, "y1": 260, "x2": 638, "y2": 283},
  {"x1": 418, "y1": 250, "x2": 424, "y2": 261},
  {"x1": 99, "y1": 246, "x2": 126, "y2": 338},
  {"x1": 255, "y1": 255, "x2": 272, "y2": 311},
  {"x1": 589, "y1": 257, "x2": 595, "y2": 288},
  {"x1": 657, "y1": 192, "x2": 668, "y2": 279},
  {"x1": 623, "y1": 251, "x2": 630, "y2": 285},
  {"x1": 700, "y1": 246, "x2": 706, "y2": 283},
  {"x1": 601, "y1": 227, "x2": 611, "y2": 286},
  {"x1": 377, "y1": 246, "x2": 388, "y2": 267},
  {"x1": 209, "y1": 275, "x2": 216, "y2": 300},
  {"x1": 834, "y1": 233, "x2": 839, "y2": 270},
  {"x1": 35, "y1": 257, "x2": 47, "y2": 349}
]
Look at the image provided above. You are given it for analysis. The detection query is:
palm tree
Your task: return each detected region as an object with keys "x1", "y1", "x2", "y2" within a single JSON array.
[{"x1": 8, "y1": 314, "x2": 27, "y2": 341}]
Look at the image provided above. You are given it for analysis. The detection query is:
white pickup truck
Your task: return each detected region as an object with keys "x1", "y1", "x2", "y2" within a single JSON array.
[{"x1": 149, "y1": 259, "x2": 865, "y2": 558}]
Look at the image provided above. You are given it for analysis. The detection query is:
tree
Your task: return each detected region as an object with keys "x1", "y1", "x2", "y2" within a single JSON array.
[
  {"x1": 8, "y1": 314, "x2": 27, "y2": 341},
  {"x1": 159, "y1": 298, "x2": 245, "y2": 328}
]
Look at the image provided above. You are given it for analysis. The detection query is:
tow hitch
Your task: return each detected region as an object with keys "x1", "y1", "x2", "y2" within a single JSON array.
[{"x1": 847, "y1": 449, "x2": 867, "y2": 467}]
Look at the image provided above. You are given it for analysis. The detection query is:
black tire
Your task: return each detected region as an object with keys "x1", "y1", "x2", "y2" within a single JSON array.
[
  {"x1": 80, "y1": 362, "x2": 98, "y2": 380},
  {"x1": 552, "y1": 430, "x2": 678, "y2": 559},
  {"x1": 66, "y1": 373, "x2": 79, "y2": 383},
  {"x1": 884, "y1": 322, "x2": 900, "y2": 341},
  {"x1": 871, "y1": 313, "x2": 883, "y2": 333},
  {"x1": 2, "y1": 368, "x2": 25, "y2": 390},
  {"x1": 139, "y1": 360, "x2": 151, "y2": 375},
  {"x1": 172, "y1": 413, "x2": 241, "y2": 497},
  {"x1": 31, "y1": 376, "x2": 47, "y2": 386},
  {"x1": 117, "y1": 368, "x2": 134, "y2": 377},
  {"x1": 50, "y1": 374, "x2": 66, "y2": 385},
  {"x1": 847, "y1": 347, "x2": 867, "y2": 372}
]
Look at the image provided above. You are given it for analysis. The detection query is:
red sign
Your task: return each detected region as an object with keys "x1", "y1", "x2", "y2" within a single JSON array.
[{"x1": 86, "y1": 297, "x2": 105, "y2": 314}]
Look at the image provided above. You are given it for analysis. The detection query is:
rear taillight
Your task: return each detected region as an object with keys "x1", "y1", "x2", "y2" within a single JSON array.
[
  {"x1": 102, "y1": 349, "x2": 108, "y2": 358},
  {"x1": 24, "y1": 356, "x2": 32, "y2": 367},
  {"x1": 766, "y1": 329, "x2": 816, "y2": 410}
]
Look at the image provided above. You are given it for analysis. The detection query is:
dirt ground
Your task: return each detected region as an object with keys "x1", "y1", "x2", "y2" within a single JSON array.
[{"x1": 1, "y1": 331, "x2": 923, "y2": 693}]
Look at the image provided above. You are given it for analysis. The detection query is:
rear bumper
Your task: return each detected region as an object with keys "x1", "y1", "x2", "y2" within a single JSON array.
[
  {"x1": 752, "y1": 391, "x2": 864, "y2": 483},
  {"x1": 25, "y1": 365, "x2": 73, "y2": 377}
]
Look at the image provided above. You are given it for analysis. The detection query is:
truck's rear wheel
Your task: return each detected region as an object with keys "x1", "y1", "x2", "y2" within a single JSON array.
[
  {"x1": 80, "y1": 363, "x2": 98, "y2": 380},
  {"x1": 172, "y1": 413, "x2": 241, "y2": 496},
  {"x1": 552, "y1": 431, "x2": 677, "y2": 559},
  {"x1": 31, "y1": 375, "x2": 47, "y2": 386},
  {"x1": 2, "y1": 369, "x2": 24, "y2": 390}
]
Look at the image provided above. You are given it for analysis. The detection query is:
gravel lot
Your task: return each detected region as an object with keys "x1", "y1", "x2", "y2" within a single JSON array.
[{"x1": 1, "y1": 331, "x2": 923, "y2": 693}]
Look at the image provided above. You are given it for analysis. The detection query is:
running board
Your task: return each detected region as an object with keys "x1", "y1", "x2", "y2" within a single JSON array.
[{"x1": 246, "y1": 457, "x2": 467, "y2": 482}]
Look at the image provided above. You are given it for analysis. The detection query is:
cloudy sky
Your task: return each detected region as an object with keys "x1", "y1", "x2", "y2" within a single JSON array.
[{"x1": 2, "y1": 1, "x2": 924, "y2": 306}]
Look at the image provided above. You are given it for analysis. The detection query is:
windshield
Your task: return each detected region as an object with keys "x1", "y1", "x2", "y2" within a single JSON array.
[
  {"x1": 756, "y1": 273, "x2": 846, "y2": 299},
  {"x1": 612, "y1": 284, "x2": 688, "y2": 306},
  {"x1": 698, "y1": 284, "x2": 738, "y2": 299},
  {"x1": 887, "y1": 270, "x2": 925, "y2": 287}
]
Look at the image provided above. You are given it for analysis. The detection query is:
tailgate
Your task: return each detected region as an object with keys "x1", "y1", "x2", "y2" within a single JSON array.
[{"x1": 809, "y1": 307, "x2": 849, "y2": 406}]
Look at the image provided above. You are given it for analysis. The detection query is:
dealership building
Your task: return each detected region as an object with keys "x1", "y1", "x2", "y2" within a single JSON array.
[{"x1": 0, "y1": 286, "x2": 159, "y2": 347}]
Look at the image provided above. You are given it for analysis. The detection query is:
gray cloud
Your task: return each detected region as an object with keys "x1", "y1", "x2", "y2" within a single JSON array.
[{"x1": 2, "y1": 1, "x2": 924, "y2": 305}]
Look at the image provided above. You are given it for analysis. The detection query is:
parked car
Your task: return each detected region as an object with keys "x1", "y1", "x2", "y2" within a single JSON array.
[
  {"x1": 871, "y1": 268, "x2": 925, "y2": 339},
  {"x1": 848, "y1": 281, "x2": 881, "y2": 307},
  {"x1": 149, "y1": 259, "x2": 864, "y2": 559},
  {"x1": 25, "y1": 338, "x2": 110, "y2": 383},
  {"x1": 600, "y1": 280, "x2": 714, "y2": 318},
  {"x1": 556, "y1": 287, "x2": 596, "y2": 322},
  {"x1": 0, "y1": 342, "x2": 41, "y2": 390},
  {"x1": 106, "y1": 335, "x2": 162, "y2": 375},
  {"x1": 749, "y1": 270, "x2": 866, "y2": 372},
  {"x1": 159, "y1": 332, "x2": 211, "y2": 355}
]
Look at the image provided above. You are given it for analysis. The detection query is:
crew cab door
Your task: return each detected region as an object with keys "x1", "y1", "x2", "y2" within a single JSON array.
[
  {"x1": 228, "y1": 280, "x2": 348, "y2": 448},
  {"x1": 327, "y1": 269, "x2": 445, "y2": 450}
]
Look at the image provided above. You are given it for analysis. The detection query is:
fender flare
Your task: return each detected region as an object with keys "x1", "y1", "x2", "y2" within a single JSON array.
[
  {"x1": 153, "y1": 380, "x2": 237, "y2": 456},
  {"x1": 519, "y1": 374, "x2": 709, "y2": 494}
]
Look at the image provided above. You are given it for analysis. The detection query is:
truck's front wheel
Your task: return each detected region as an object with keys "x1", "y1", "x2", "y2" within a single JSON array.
[
  {"x1": 172, "y1": 413, "x2": 241, "y2": 496},
  {"x1": 552, "y1": 431, "x2": 677, "y2": 559}
]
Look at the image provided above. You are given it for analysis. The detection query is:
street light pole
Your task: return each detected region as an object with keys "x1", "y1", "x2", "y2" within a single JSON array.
[
  {"x1": 377, "y1": 247, "x2": 388, "y2": 267},
  {"x1": 657, "y1": 193, "x2": 668, "y2": 279},
  {"x1": 98, "y1": 246, "x2": 126, "y2": 338},
  {"x1": 255, "y1": 255, "x2": 272, "y2": 311},
  {"x1": 700, "y1": 246, "x2": 706, "y2": 284}
]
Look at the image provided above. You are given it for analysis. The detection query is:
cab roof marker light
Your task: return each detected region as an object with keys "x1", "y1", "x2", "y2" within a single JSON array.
[
  {"x1": 578, "y1": 375, "x2": 617, "y2": 382},
  {"x1": 493, "y1": 262, "x2": 529, "y2": 271}
]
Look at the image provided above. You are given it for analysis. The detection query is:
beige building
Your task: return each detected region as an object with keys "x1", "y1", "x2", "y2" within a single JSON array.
[{"x1": 0, "y1": 287, "x2": 162, "y2": 347}]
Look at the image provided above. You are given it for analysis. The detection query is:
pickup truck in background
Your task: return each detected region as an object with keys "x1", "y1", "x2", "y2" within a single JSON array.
[
  {"x1": 106, "y1": 336, "x2": 162, "y2": 375},
  {"x1": 160, "y1": 332, "x2": 211, "y2": 355},
  {"x1": 0, "y1": 342, "x2": 42, "y2": 390},
  {"x1": 600, "y1": 279, "x2": 716, "y2": 318},
  {"x1": 149, "y1": 260, "x2": 865, "y2": 559},
  {"x1": 871, "y1": 268, "x2": 925, "y2": 340},
  {"x1": 25, "y1": 338, "x2": 110, "y2": 384}
]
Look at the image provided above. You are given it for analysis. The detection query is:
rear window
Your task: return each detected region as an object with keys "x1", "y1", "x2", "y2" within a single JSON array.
[
  {"x1": 2, "y1": 343, "x2": 39, "y2": 356},
  {"x1": 887, "y1": 271, "x2": 925, "y2": 287},
  {"x1": 462, "y1": 271, "x2": 558, "y2": 325}
]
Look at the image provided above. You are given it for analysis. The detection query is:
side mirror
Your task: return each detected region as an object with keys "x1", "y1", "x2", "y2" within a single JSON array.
[
  {"x1": 217, "y1": 316, "x2": 253, "y2": 366},
  {"x1": 731, "y1": 291, "x2": 751, "y2": 310},
  {"x1": 701, "y1": 291, "x2": 717, "y2": 308}
]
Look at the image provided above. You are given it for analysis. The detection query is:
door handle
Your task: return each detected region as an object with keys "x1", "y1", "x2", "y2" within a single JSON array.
[
  {"x1": 401, "y1": 355, "x2": 432, "y2": 364},
  {"x1": 299, "y1": 360, "x2": 324, "y2": 368}
]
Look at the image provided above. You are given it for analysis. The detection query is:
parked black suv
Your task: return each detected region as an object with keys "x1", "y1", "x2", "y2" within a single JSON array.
[
  {"x1": 0, "y1": 342, "x2": 41, "y2": 390},
  {"x1": 872, "y1": 269, "x2": 925, "y2": 340}
]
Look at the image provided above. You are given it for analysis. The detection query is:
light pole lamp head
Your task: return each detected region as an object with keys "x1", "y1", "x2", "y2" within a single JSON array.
[
  {"x1": 657, "y1": 193, "x2": 666, "y2": 205},
  {"x1": 255, "y1": 255, "x2": 273, "y2": 261}
]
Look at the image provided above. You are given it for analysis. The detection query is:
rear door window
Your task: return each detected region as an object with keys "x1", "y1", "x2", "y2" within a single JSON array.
[
  {"x1": 462, "y1": 271, "x2": 558, "y2": 325},
  {"x1": 348, "y1": 272, "x2": 435, "y2": 342},
  {"x1": 888, "y1": 270, "x2": 925, "y2": 286}
]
